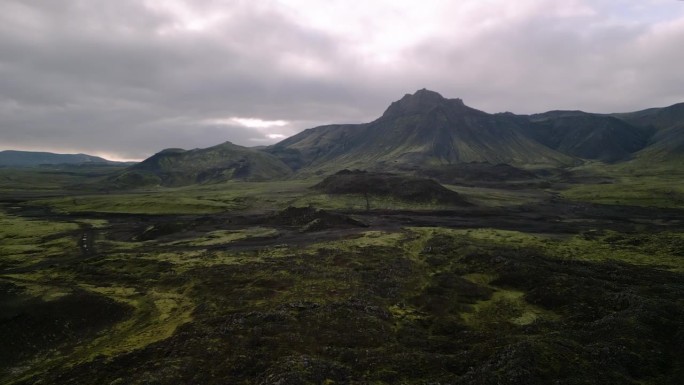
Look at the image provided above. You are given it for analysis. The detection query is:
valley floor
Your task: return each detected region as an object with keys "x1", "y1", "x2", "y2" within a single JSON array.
[{"x1": 1, "y1": 170, "x2": 683, "y2": 384}]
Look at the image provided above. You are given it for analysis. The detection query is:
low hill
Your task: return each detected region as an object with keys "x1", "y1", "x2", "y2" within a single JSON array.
[
  {"x1": 419, "y1": 163, "x2": 538, "y2": 185},
  {"x1": 110, "y1": 142, "x2": 292, "y2": 188},
  {"x1": 312, "y1": 170, "x2": 470, "y2": 206},
  {"x1": 0, "y1": 150, "x2": 113, "y2": 167},
  {"x1": 268, "y1": 206, "x2": 368, "y2": 232}
]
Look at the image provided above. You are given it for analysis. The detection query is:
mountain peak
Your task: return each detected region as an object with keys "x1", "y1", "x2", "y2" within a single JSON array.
[
  {"x1": 382, "y1": 89, "x2": 466, "y2": 118},
  {"x1": 410, "y1": 88, "x2": 446, "y2": 103}
]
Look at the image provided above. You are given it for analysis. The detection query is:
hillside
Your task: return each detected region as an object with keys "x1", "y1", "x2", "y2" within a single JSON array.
[
  {"x1": 0, "y1": 150, "x2": 113, "y2": 167},
  {"x1": 633, "y1": 125, "x2": 684, "y2": 163},
  {"x1": 268, "y1": 89, "x2": 576, "y2": 174},
  {"x1": 266, "y1": 90, "x2": 684, "y2": 175},
  {"x1": 111, "y1": 142, "x2": 292, "y2": 187},
  {"x1": 419, "y1": 163, "x2": 537, "y2": 185},
  {"x1": 267, "y1": 124, "x2": 367, "y2": 171},
  {"x1": 312, "y1": 169, "x2": 470, "y2": 206},
  {"x1": 526, "y1": 111, "x2": 650, "y2": 162},
  {"x1": 614, "y1": 102, "x2": 684, "y2": 131},
  {"x1": 612, "y1": 103, "x2": 684, "y2": 163}
]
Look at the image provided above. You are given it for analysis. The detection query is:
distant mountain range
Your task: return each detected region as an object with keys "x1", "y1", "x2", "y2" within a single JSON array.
[
  {"x1": 0, "y1": 150, "x2": 118, "y2": 167},
  {"x1": 30, "y1": 89, "x2": 680, "y2": 187}
]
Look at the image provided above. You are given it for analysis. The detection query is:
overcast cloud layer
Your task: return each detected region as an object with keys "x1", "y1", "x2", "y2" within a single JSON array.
[{"x1": 1, "y1": 0, "x2": 683, "y2": 160}]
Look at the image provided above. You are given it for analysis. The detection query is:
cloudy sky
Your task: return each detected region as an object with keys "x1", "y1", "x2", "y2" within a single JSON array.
[{"x1": 1, "y1": 0, "x2": 683, "y2": 160}]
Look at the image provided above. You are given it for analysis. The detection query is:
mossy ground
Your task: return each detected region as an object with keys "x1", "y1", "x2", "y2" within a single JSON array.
[
  {"x1": 166, "y1": 227, "x2": 280, "y2": 247},
  {"x1": 560, "y1": 162, "x2": 684, "y2": 208},
  {"x1": 1, "y1": 170, "x2": 683, "y2": 384},
  {"x1": 0, "y1": 212, "x2": 80, "y2": 270}
]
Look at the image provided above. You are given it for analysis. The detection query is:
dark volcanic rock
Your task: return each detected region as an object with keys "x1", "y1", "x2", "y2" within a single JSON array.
[
  {"x1": 420, "y1": 162, "x2": 537, "y2": 185},
  {"x1": 313, "y1": 170, "x2": 471, "y2": 206},
  {"x1": 382, "y1": 88, "x2": 468, "y2": 118},
  {"x1": 0, "y1": 286, "x2": 132, "y2": 372},
  {"x1": 257, "y1": 355, "x2": 351, "y2": 385},
  {"x1": 269, "y1": 206, "x2": 368, "y2": 232}
]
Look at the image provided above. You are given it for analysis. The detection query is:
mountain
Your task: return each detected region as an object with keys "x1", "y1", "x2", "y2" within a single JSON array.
[
  {"x1": 105, "y1": 90, "x2": 684, "y2": 188},
  {"x1": 266, "y1": 124, "x2": 366, "y2": 171},
  {"x1": 525, "y1": 111, "x2": 650, "y2": 162},
  {"x1": 611, "y1": 103, "x2": 684, "y2": 162},
  {"x1": 614, "y1": 102, "x2": 684, "y2": 132},
  {"x1": 268, "y1": 89, "x2": 576, "y2": 174},
  {"x1": 268, "y1": 90, "x2": 684, "y2": 173},
  {"x1": 637, "y1": 125, "x2": 684, "y2": 164},
  {"x1": 633, "y1": 125, "x2": 684, "y2": 163},
  {"x1": 0, "y1": 150, "x2": 113, "y2": 167},
  {"x1": 111, "y1": 142, "x2": 292, "y2": 187}
]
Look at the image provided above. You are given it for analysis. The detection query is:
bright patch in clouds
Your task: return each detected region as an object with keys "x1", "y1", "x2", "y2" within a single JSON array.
[
  {"x1": 210, "y1": 117, "x2": 291, "y2": 129},
  {"x1": 92, "y1": 152, "x2": 143, "y2": 163},
  {"x1": 277, "y1": 0, "x2": 596, "y2": 64},
  {"x1": 202, "y1": 117, "x2": 292, "y2": 143},
  {"x1": 144, "y1": 0, "x2": 227, "y2": 34}
]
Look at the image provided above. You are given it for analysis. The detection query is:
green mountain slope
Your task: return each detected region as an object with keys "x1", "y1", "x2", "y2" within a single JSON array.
[
  {"x1": 526, "y1": 111, "x2": 650, "y2": 162},
  {"x1": 0, "y1": 150, "x2": 113, "y2": 167},
  {"x1": 633, "y1": 125, "x2": 684, "y2": 163},
  {"x1": 268, "y1": 90, "x2": 684, "y2": 175},
  {"x1": 112, "y1": 142, "x2": 292, "y2": 187},
  {"x1": 268, "y1": 89, "x2": 576, "y2": 174},
  {"x1": 614, "y1": 102, "x2": 684, "y2": 131},
  {"x1": 612, "y1": 103, "x2": 684, "y2": 164},
  {"x1": 268, "y1": 124, "x2": 367, "y2": 171}
]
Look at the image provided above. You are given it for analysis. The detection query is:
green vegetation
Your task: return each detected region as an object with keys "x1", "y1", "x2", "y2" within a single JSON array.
[
  {"x1": 560, "y1": 163, "x2": 684, "y2": 208},
  {"x1": 445, "y1": 184, "x2": 547, "y2": 207},
  {"x1": 112, "y1": 141, "x2": 292, "y2": 187},
  {"x1": 168, "y1": 227, "x2": 280, "y2": 246},
  {"x1": 0, "y1": 166, "x2": 123, "y2": 193},
  {"x1": 27, "y1": 180, "x2": 316, "y2": 214},
  {"x1": 76, "y1": 284, "x2": 194, "y2": 358},
  {"x1": 0, "y1": 212, "x2": 79, "y2": 270},
  {"x1": 562, "y1": 175, "x2": 684, "y2": 208},
  {"x1": 1, "y1": 164, "x2": 683, "y2": 384}
]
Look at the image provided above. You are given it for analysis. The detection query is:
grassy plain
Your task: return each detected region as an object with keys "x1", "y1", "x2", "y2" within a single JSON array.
[{"x1": 560, "y1": 161, "x2": 684, "y2": 208}]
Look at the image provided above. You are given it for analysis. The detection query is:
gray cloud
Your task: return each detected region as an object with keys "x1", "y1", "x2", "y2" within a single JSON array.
[{"x1": 0, "y1": 0, "x2": 683, "y2": 160}]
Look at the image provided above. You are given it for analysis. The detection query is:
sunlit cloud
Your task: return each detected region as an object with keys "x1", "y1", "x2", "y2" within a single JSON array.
[
  {"x1": 144, "y1": 0, "x2": 228, "y2": 35},
  {"x1": 91, "y1": 152, "x2": 143, "y2": 162},
  {"x1": 204, "y1": 117, "x2": 290, "y2": 129}
]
